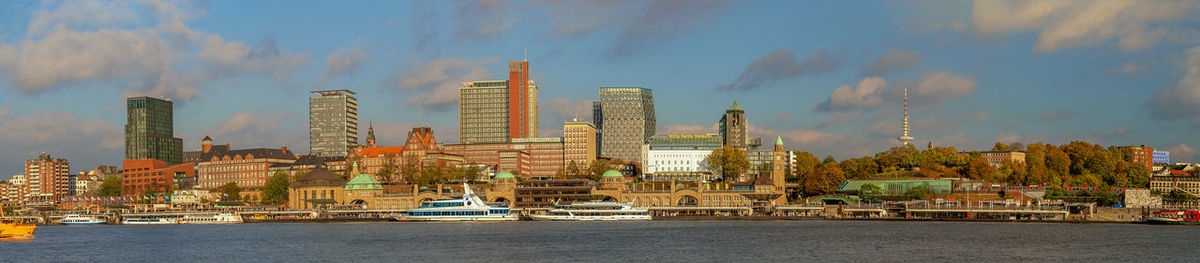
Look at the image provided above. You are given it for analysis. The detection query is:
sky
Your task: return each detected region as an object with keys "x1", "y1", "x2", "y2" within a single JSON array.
[{"x1": 1, "y1": 0, "x2": 1200, "y2": 179}]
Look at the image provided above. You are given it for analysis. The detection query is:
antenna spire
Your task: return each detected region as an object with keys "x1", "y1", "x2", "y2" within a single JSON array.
[{"x1": 898, "y1": 87, "x2": 914, "y2": 146}]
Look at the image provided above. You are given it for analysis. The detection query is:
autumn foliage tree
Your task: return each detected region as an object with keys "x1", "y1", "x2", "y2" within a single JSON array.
[{"x1": 704, "y1": 146, "x2": 751, "y2": 182}]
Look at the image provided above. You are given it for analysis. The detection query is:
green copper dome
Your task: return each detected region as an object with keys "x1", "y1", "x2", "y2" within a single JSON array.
[
  {"x1": 602, "y1": 170, "x2": 623, "y2": 178},
  {"x1": 727, "y1": 101, "x2": 744, "y2": 111},
  {"x1": 776, "y1": 136, "x2": 783, "y2": 145},
  {"x1": 344, "y1": 174, "x2": 383, "y2": 191},
  {"x1": 495, "y1": 171, "x2": 516, "y2": 179}
]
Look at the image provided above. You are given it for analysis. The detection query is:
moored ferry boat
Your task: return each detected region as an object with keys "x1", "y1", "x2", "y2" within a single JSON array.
[
  {"x1": 60, "y1": 215, "x2": 106, "y2": 225},
  {"x1": 1, "y1": 208, "x2": 35, "y2": 240},
  {"x1": 401, "y1": 183, "x2": 518, "y2": 222},
  {"x1": 178, "y1": 212, "x2": 243, "y2": 224},
  {"x1": 530, "y1": 202, "x2": 652, "y2": 221},
  {"x1": 1146, "y1": 210, "x2": 1200, "y2": 225},
  {"x1": 121, "y1": 217, "x2": 178, "y2": 225}
]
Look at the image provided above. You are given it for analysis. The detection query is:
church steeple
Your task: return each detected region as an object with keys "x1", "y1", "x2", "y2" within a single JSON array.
[{"x1": 366, "y1": 121, "x2": 376, "y2": 147}]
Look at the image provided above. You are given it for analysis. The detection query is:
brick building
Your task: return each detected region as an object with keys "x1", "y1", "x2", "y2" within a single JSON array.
[
  {"x1": 24, "y1": 153, "x2": 70, "y2": 203},
  {"x1": 121, "y1": 159, "x2": 196, "y2": 195},
  {"x1": 195, "y1": 137, "x2": 297, "y2": 192}
]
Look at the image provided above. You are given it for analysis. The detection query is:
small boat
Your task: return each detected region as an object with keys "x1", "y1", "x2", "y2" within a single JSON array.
[
  {"x1": 530, "y1": 202, "x2": 652, "y2": 221},
  {"x1": 121, "y1": 217, "x2": 178, "y2": 225},
  {"x1": 402, "y1": 183, "x2": 518, "y2": 222},
  {"x1": 1, "y1": 208, "x2": 35, "y2": 240},
  {"x1": 1146, "y1": 210, "x2": 1200, "y2": 225},
  {"x1": 60, "y1": 215, "x2": 106, "y2": 225},
  {"x1": 178, "y1": 212, "x2": 243, "y2": 224}
]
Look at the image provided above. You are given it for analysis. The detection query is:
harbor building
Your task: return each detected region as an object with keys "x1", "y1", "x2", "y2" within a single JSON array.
[
  {"x1": 594, "y1": 87, "x2": 656, "y2": 165},
  {"x1": 459, "y1": 61, "x2": 538, "y2": 144},
  {"x1": 120, "y1": 159, "x2": 195, "y2": 195},
  {"x1": 285, "y1": 139, "x2": 791, "y2": 212},
  {"x1": 643, "y1": 134, "x2": 722, "y2": 181},
  {"x1": 125, "y1": 96, "x2": 183, "y2": 164},
  {"x1": 309, "y1": 90, "x2": 359, "y2": 157}
]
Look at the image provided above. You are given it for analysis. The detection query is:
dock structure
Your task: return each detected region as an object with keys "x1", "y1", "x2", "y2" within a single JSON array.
[{"x1": 905, "y1": 206, "x2": 1069, "y2": 221}]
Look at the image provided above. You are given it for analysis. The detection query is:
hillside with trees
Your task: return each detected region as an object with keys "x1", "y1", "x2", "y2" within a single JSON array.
[{"x1": 787, "y1": 141, "x2": 1152, "y2": 197}]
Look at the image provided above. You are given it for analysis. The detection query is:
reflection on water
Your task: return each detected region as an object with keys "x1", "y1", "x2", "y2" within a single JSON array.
[{"x1": 3, "y1": 221, "x2": 1198, "y2": 262}]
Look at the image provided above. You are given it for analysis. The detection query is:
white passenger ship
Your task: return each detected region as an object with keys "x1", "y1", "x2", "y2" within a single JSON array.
[
  {"x1": 529, "y1": 202, "x2": 652, "y2": 221},
  {"x1": 121, "y1": 217, "x2": 177, "y2": 225},
  {"x1": 60, "y1": 215, "x2": 106, "y2": 225},
  {"x1": 178, "y1": 212, "x2": 243, "y2": 224},
  {"x1": 401, "y1": 183, "x2": 518, "y2": 221}
]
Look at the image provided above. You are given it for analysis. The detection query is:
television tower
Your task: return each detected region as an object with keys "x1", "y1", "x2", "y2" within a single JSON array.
[{"x1": 898, "y1": 87, "x2": 914, "y2": 146}]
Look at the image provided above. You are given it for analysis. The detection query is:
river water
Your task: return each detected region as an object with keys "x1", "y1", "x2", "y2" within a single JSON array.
[{"x1": 2, "y1": 220, "x2": 1197, "y2": 262}]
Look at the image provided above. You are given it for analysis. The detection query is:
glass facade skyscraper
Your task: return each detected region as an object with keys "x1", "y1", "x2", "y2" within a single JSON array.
[
  {"x1": 309, "y1": 90, "x2": 359, "y2": 157},
  {"x1": 594, "y1": 87, "x2": 656, "y2": 165},
  {"x1": 125, "y1": 96, "x2": 183, "y2": 164},
  {"x1": 459, "y1": 61, "x2": 538, "y2": 144}
]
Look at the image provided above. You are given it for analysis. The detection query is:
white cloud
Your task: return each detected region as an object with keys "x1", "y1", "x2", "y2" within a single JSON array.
[
  {"x1": 816, "y1": 77, "x2": 888, "y2": 111},
  {"x1": 971, "y1": 0, "x2": 1200, "y2": 52},
  {"x1": 1145, "y1": 46, "x2": 1200, "y2": 119},
  {"x1": 322, "y1": 42, "x2": 370, "y2": 83},
  {"x1": 860, "y1": 49, "x2": 920, "y2": 76},
  {"x1": 1166, "y1": 144, "x2": 1198, "y2": 162},
  {"x1": 717, "y1": 49, "x2": 842, "y2": 91},
  {"x1": 385, "y1": 57, "x2": 496, "y2": 111},
  {"x1": 454, "y1": 0, "x2": 515, "y2": 40},
  {"x1": 0, "y1": 111, "x2": 122, "y2": 149},
  {"x1": 202, "y1": 112, "x2": 303, "y2": 150},
  {"x1": 913, "y1": 71, "x2": 975, "y2": 101},
  {"x1": 0, "y1": 0, "x2": 307, "y2": 102},
  {"x1": 26, "y1": 0, "x2": 138, "y2": 35}
]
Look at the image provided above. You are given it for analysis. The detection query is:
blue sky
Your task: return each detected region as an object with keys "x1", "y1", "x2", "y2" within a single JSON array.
[{"x1": 1, "y1": 0, "x2": 1200, "y2": 178}]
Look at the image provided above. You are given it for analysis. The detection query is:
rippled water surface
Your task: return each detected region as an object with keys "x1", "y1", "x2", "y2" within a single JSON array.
[{"x1": 3, "y1": 221, "x2": 1197, "y2": 262}]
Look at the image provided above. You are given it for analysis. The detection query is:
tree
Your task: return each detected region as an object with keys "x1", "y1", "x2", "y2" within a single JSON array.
[
  {"x1": 803, "y1": 164, "x2": 845, "y2": 196},
  {"x1": 992, "y1": 142, "x2": 1011, "y2": 151},
  {"x1": 790, "y1": 151, "x2": 819, "y2": 183},
  {"x1": 1008, "y1": 142, "x2": 1025, "y2": 152},
  {"x1": 587, "y1": 159, "x2": 620, "y2": 181},
  {"x1": 839, "y1": 157, "x2": 879, "y2": 179},
  {"x1": 375, "y1": 154, "x2": 399, "y2": 182},
  {"x1": 261, "y1": 171, "x2": 291, "y2": 205},
  {"x1": 704, "y1": 146, "x2": 751, "y2": 182},
  {"x1": 219, "y1": 182, "x2": 242, "y2": 201},
  {"x1": 905, "y1": 186, "x2": 929, "y2": 200},
  {"x1": 859, "y1": 183, "x2": 881, "y2": 203},
  {"x1": 755, "y1": 162, "x2": 773, "y2": 179},
  {"x1": 964, "y1": 156, "x2": 996, "y2": 180},
  {"x1": 97, "y1": 175, "x2": 123, "y2": 197}
]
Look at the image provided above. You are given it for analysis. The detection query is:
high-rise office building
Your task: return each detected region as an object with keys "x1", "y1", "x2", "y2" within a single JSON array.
[
  {"x1": 125, "y1": 96, "x2": 183, "y2": 164},
  {"x1": 563, "y1": 120, "x2": 597, "y2": 167},
  {"x1": 594, "y1": 87, "x2": 656, "y2": 165},
  {"x1": 309, "y1": 90, "x2": 359, "y2": 157},
  {"x1": 459, "y1": 61, "x2": 538, "y2": 144},
  {"x1": 719, "y1": 101, "x2": 748, "y2": 149}
]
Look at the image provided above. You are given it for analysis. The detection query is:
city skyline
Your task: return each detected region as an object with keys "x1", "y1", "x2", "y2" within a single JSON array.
[{"x1": 2, "y1": 0, "x2": 1200, "y2": 178}]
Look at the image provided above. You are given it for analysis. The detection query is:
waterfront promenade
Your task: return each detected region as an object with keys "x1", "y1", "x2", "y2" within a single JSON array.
[{"x1": 12, "y1": 202, "x2": 1161, "y2": 225}]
